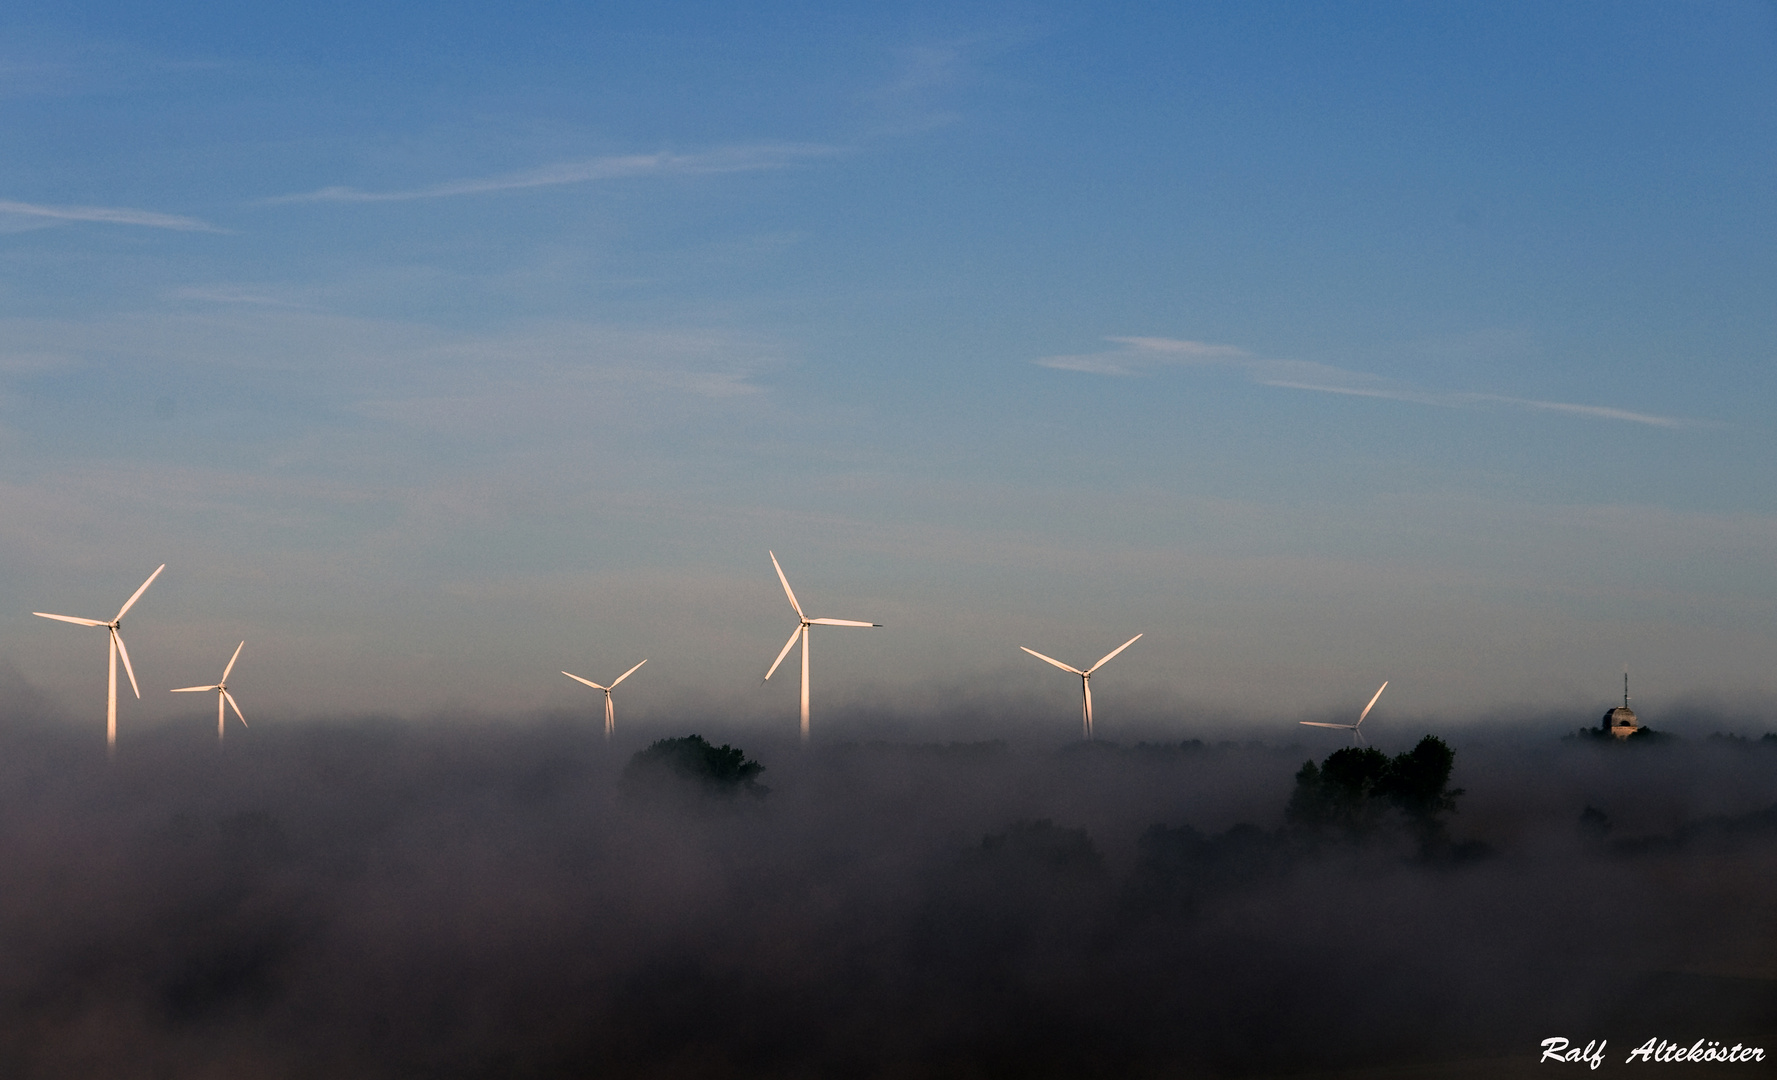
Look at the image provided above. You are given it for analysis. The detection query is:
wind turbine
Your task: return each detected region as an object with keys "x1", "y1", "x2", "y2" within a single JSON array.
[
  {"x1": 1301, "y1": 680, "x2": 1388, "y2": 745},
  {"x1": 33, "y1": 563, "x2": 165, "y2": 755},
  {"x1": 171, "y1": 641, "x2": 248, "y2": 742},
  {"x1": 762, "y1": 551, "x2": 880, "y2": 744},
  {"x1": 561, "y1": 659, "x2": 647, "y2": 739},
  {"x1": 1020, "y1": 634, "x2": 1142, "y2": 740}
]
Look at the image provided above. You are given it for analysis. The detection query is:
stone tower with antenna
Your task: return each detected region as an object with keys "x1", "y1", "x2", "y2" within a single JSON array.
[{"x1": 1600, "y1": 669, "x2": 1641, "y2": 739}]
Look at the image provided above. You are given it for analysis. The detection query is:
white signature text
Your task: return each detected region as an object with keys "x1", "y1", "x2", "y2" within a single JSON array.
[
  {"x1": 1625, "y1": 1038, "x2": 1765, "y2": 1063},
  {"x1": 1542, "y1": 1038, "x2": 1607, "y2": 1069}
]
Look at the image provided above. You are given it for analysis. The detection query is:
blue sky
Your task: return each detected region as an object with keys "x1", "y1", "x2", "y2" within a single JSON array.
[{"x1": 4, "y1": 2, "x2": 1776, "y2": 736}]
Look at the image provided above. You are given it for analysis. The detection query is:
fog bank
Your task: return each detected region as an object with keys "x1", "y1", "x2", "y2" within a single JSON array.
[{"x1": 0, "y1": 706, "x2": 1772, "y2": 1077}]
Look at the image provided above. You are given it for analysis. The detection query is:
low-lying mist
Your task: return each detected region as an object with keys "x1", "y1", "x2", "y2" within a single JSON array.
[{"x1": 0, "y1": 691, "x2": 1773, "y2": 1077}]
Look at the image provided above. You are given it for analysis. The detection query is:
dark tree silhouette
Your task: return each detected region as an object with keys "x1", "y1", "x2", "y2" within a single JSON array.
[
  {"x1": 1375, "y1": 736, "x2": 1462, "y2": 823},
  {"x1": 1287, "y1": 736, "x2": 1464, "y2": 849},
  {"x1": 622, "y1": 735, "x2": 768, "y2": 798},
  {"x1": 1285, "y1": 746, "x2": 1392, "y2": 835}
]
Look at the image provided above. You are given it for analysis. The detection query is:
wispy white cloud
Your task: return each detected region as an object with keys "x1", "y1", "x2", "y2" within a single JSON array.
[
  {"x1": 1037, "y1": 337, "x2": 1248, "y2": 375},
  {"x1": 0, "y1": 198, "x2": 220, "y2": 232},
  {"x1": 169, "y1": 285, "x2": 307, "y2": 307},
  {"x1": 1477, "y1": 396, "x2": 1682, "y2": 427},
  {"x1": 268, "y1": 144, "x2": 841, "y2": 205},
  {"x1": 1036, "y1": 336, "x2": 1691, "y2": 428}
]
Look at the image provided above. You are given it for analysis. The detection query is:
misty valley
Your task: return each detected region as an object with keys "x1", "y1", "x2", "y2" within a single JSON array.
[{"x1": 0, "y1": 708, "x2": 1772, "y2": 1078}]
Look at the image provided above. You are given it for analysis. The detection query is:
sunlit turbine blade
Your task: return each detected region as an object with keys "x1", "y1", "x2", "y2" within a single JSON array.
[
  {"x1": 113, "y1": 630, "x2": 141, "y2": 699},
  {"x1": 171, "y1": 685, "x2": 219, "y2": 693},
  {"x1": 33, "y1": 611, "x2": 104, "y2": 628},
  {"x1": 561, "y1": 671, "x2": 608, "y2": 691},
  {"x1": 1356, "y1": 680, "x2": 1388, "y2": 725},
  {"x1": 224, "y1": 690, "x2": 247, "y2": 727},
  {"x1": 768, "y1": 551, "x2": 805, "y2": 619},
  {"x1": 113, "y1": 564, "x2": 165, "y2": 622},
  {"x1": 1087, "y1": 633, "x2": 1143, "y2": 674},
  {"x1": 1020, "y1": 646, "x2": 1084, "y2": 676},
  {"x1": 1299, "y1": 721, "x2": 1357, "y2": 729},
  {"x1": 609, "y1": 659, "x2": 648, "y2": 688},
  {"x1": 221, "y1": 641, "x2": 245, "y2": 683},
  {"x1": 808, "y1": 618, "x2": 880, "y2": 627},
  {"x1": 764, "y1": 626, "x2": 801, "y2": 681}
]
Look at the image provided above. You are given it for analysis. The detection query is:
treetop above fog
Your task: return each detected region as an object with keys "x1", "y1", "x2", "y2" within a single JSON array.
[
  {"x1": 622, "y1": 735, "x2": 769, "y2": 799},
  {"x1": 1286, "y1": 736, "x2": 1464, "y2": 842}
]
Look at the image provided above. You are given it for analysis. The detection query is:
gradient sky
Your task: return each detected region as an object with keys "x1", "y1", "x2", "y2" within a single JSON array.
[{"x1": 4, "y1": 2, "x2": 1776, "y2": 734}]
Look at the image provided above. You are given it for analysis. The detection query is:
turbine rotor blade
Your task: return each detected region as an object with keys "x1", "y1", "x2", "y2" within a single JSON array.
[
  {"x1": 808, "y1": 618, "x2": 879, "y2": 627},
  {"x1": 33, "y1": 612, "x2": 106, "y2": 627},
  {"x1": 171, "y1": 685, "x2": 219, "y2": 693},
  {"x1": 608, "y1": 659, "x2": 648, "y2": 689},
  {"x1": 561, "y1": 671, "x2": 608, "y2": 691},
  {"x1": 1300, "y1": 721, "x2": 1357, "y2": 729},
  {"x1": 1356, "y1": 680, "x2": 1389, "y2": 726},
  {"x1": 764, "y1": 625, "x2": 801, "y2": 681},
  {"x1": 224, "y1": 690, "x2": 247, "y2": 727},
  {"x1": 1087, "y1": 633, "x2": 1144, "y2": 675},
  {"x1": 1020, "y1": 646, "x2": 1084, "y2": 676},
  {"x1": 768, "y1": 551, "x2": 805, "y2": 619},
  {"x1": 113, "y1": 630, "x2": 141, "y2": 699},
  {"x1": 221, "y1": 641, "x2": 245, "y2": 683},
  {"x1": 113, "y1": 564, "x2": 165, "y2": 622}
]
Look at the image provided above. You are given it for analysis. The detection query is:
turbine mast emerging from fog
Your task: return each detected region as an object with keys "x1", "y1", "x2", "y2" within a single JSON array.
[
  {"x1": 562, "y1": 660, "x2": 647, "y2": 740},
  {"x1": 171, "y1": 641, "x2": 249, "y2": 742},
  {"x1": 1301, "y1": 680, "x2": 1388, "y2": 745},
  {"x1": 1020, "y1": 634, "x2": 1142, "y2": 740},
  {"x1": 33, "y1": 563, "x2": 165, "y2": 756},
  {"x1": 762, "y1": 551, "x2": 880, "y2": 744}
]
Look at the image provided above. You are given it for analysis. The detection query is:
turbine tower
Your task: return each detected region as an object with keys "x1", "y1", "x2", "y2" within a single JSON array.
[
  {"x1": 33, "y1": 563, "x2": 165, "y2": 755},
  {"x1": 1020, "y1": 634, "x2": 1142, "y2": 740},
  {"x1": 762, "y1": 551, "x2": 880, "y2": 744},
  {"x1": 561, "y1": 660, "x2": 647, "y2": 739},
  {"x1": 171, "y1": 641, "x2": 248, "y2": 742},
  {"x1": 1300, "y1": 680, "x2": 1388, "y2": 745}
]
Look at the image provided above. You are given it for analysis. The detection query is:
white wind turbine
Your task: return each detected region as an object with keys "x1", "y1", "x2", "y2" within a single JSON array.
[
  {"x1": 1020, "y1": 634, "x2": 1142, "y2": 740},
  {"x1": 33, "y1": 563, "x2": 165, "y2": 755},
  {"x1": 762, "y1": 551, "x2": 880, "y2": 744},
  {"x1": 561, "y1": 659, "x2": 647, "y2": 740},
  {"x1": 171, "y1": 641, "x2": 248, "y2": 742},
  {"x1": 1301, "y1": 681, "x2": 1388, "y2": 745}
]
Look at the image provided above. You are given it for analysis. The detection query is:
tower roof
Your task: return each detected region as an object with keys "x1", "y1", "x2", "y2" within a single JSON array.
[{"x1": 1601, "y1": 705, "x2": 1640, "y2": 737}]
